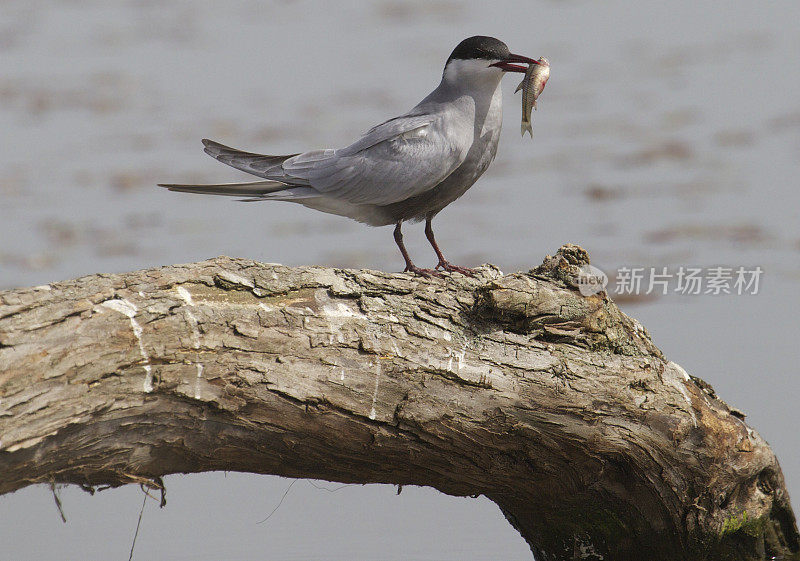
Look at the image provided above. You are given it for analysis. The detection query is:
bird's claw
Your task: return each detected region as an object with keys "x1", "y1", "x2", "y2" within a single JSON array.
[
  {"x1": 436, "y1": 261, "x2": 477, "y2": 277},
  {"x1": 404, "y1": 265, "x2": 443, "y2": 278}
]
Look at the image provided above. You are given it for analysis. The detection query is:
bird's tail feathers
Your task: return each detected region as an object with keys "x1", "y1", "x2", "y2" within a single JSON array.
[
  {"x1": 158, "y1": 139, "x2": 315, "y2": 199},
  {"x1": 157, "y1": 180, "x2": 289, "y2": 197},
  {"x1": 201, "y1": 139, "x2": 298, "y2": 178}
]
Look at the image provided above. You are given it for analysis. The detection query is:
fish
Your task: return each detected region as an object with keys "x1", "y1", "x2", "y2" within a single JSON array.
[{"x1": 515, "y1": 57, "x2": 550, "y2": 138}]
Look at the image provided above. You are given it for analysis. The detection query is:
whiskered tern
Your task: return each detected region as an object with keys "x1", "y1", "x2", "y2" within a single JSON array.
[{"x1": 159, "y1": 36, "x2": 541, "y2": 276}]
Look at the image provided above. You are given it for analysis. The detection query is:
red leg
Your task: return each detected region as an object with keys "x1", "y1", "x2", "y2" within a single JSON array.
[
  {"x1": 394, "y1": 223, "x2": 441, "y2": 278},
  {"x1": 424, "y1": 218, "x2": 476, "y2": 276}
]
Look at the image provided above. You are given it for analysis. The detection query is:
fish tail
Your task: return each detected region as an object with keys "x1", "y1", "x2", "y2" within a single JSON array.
[{"x1": 520, "y1": 122, "x2": 533, "y2": 138}]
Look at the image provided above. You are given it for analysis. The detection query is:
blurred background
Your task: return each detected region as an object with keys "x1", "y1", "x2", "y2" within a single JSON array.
[{"x1": 1, "y1": 1, "x2": 799, "y2": 559}]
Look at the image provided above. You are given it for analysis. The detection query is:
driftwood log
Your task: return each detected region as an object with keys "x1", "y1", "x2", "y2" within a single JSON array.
[{"x1": 0, "y1": 245, "x2": 797, "y2": 560}]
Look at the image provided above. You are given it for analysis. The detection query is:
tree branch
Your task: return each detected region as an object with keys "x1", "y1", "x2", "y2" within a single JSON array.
[{"x1": 0, "y1": 245, "x2": 797, "y2": 560}]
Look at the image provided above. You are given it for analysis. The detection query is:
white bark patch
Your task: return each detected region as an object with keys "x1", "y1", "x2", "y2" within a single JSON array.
[
  {"x1": 141, "y1": 365, "x2": 154, "y2": 393},
  {"x1": 175, "y1": 287, "x2": 205, "y2": 399},
  {"x1": 665, "y1": 361, "x2": 697, "y2": 427},
  {"x1": 446, "y1": 341, "x2": 469, "y2": 373},
  {"x1": 185, "y1": 311, "x2": 201, "y2": 349},
  {"x1": 101, "y1": 298, "x2": 137, "y2": 319},
  {"x1": 456, "y1": 342, "x2": 467, "y2": 371},
  {"x1": 195, "y1": 363, "x2": 204, "y2": 400},
  {"x1": 369, "y1": 362, "x2": 381, "y2": 420},
  {"x1": 100, "y1": 299, "x2": 153, "y2": 393},
  {"x1": 176, "y1": 286, "x2": 194, "y2": 306},
  {"x1": 668, "y1": 361, "x2": 691, "y2": 381},
  {"x1": 322, "y1": 302, "x2": 366, "y2": 320},
  {"x1": 320, "y1": 300, "x2": 367, "y2": 344}
]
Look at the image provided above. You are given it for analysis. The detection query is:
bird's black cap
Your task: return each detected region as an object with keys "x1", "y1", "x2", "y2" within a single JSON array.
[{"x1": 446, "y1": 36, "x2": 510, "y2": 64}]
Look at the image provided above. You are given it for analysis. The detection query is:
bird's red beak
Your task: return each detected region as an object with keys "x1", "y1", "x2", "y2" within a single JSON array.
[{"x1": 490, "y1": 53, "x2": 539, "y2": 73}]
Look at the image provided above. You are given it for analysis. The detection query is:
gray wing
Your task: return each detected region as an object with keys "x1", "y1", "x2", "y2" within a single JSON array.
[
  {"x1": 338, "y1": 114, "x2": 437, "y2": 156},
  {"x1": 199, "y1": 116, "x2": 434, "y2": 183},
  {"x1": 276, "y1": 114, "x2": 471, "y2": 205},
  {"x1": 200, "y1": 113, "x2": 471, "y2": 206}
]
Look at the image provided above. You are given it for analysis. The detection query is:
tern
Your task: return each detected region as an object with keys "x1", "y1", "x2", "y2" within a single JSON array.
[{"x1": 159, "y1": 36, "x2": 540, "y2": 276}]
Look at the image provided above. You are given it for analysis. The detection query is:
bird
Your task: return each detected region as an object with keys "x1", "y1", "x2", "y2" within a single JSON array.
[{"x1": 159, "y1": 36, "x2": 540, "y2": 277}]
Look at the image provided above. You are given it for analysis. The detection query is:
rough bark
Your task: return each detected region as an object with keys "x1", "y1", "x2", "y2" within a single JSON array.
[{"x1": 0, "y1": 245, "x2": 797, "y2": 560}]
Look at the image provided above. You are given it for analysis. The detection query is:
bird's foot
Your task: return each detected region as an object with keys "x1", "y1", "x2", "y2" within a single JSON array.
[
  {"x1": 436, "y1": 261, "x2": 477, "y2": 277},
  {"x1": 404, "y1": 265, "x2": 443, "y2": 278}
]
